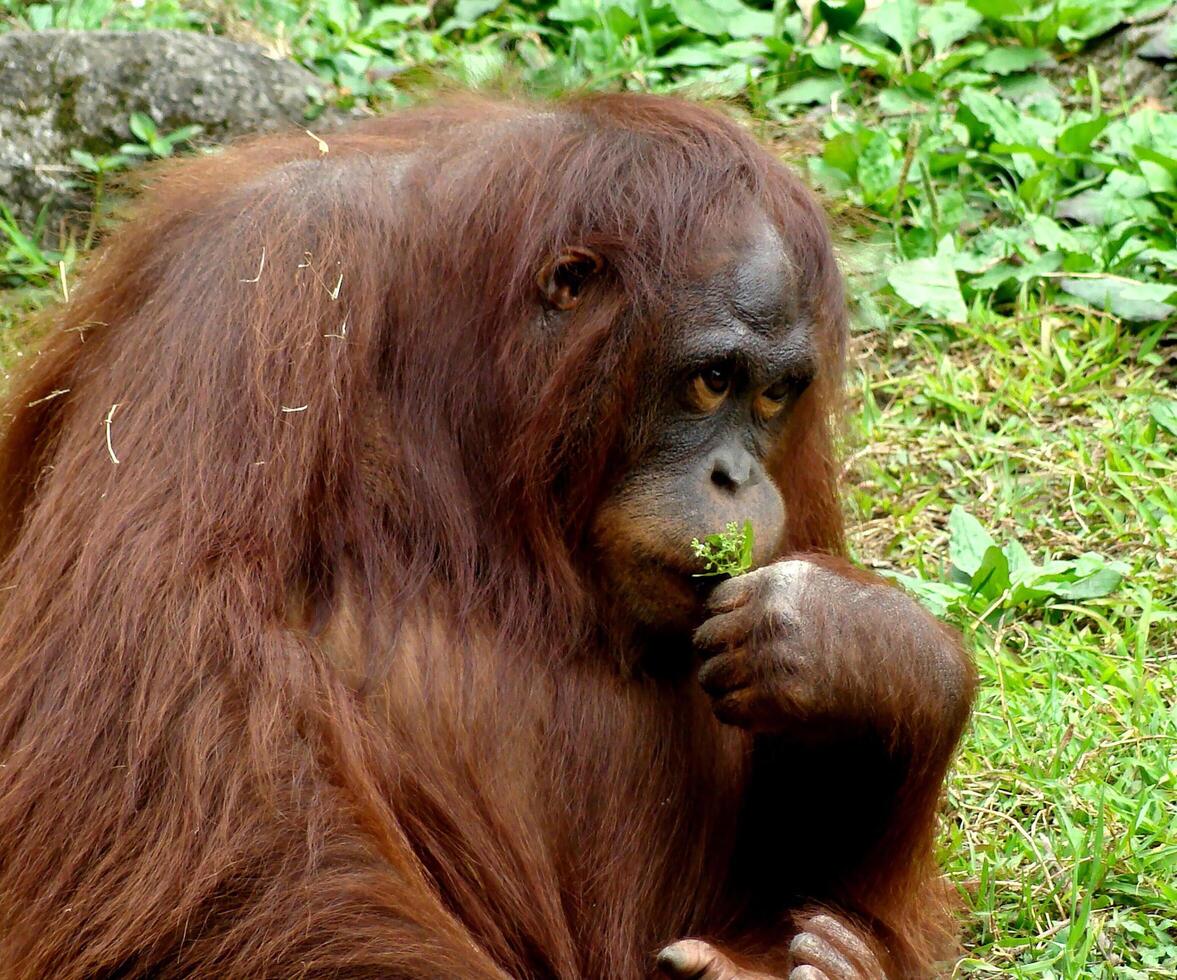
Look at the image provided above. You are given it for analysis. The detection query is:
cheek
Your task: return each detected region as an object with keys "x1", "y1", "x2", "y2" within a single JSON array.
[{"x1": 588, "y1": 499, "x2": 701, "y2": 632}]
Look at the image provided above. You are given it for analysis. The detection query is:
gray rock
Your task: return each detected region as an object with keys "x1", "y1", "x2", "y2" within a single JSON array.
[
  {"x1": 1137, "y1": 11, "x2": 1177, "y2": 62},
  {"x1": 1085, "y1": 7, "x2": 1176, "y2": 98},
  {"x1": 0, "y1": 30, "x2": 332, "y2": 233}
]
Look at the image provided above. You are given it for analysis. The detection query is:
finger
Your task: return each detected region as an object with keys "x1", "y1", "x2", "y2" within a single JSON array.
[
  {"x1": 693, "y1": 606, "x2": 755, "y2": 657},
  {"x1": 789, "y1": 968, "x2": 828, "y2": 980},
  {"x1": 711, "y1": 689, "x2": 755, "y2": 728},
  {"x1": 698, "y1": 650, "x2": 751, "y2": 697},
  {"x1": 805, "y1": 915, "x2": 883, "y2": 977},
  {"x1": 789, "y1": 932, "x2": 857, "y2": 980},
  {"x1": 704, "y1": 571, "x2": 760, "y2": 614},
  {"x1": 657, "y1": 939, "x2": 725, "y2": 979}
]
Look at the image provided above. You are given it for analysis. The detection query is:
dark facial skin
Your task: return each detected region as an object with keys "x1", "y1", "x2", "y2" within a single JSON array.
[{"x1": 590, "y1": 219, "x2": 818, "y2": 634}]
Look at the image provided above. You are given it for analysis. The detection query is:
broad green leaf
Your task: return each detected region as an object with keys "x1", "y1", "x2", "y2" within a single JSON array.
[
  {"x1": 1003, "y1": 538, "x2": 1035, "y2": 579},
  {"x1": 450, "y1": 47, "x2": 507, "y2": 86},
  {"x1": 808, "y1": 157, "x2": 852, "y2": 193},
  {"x1": 1055, "y1": 554, "x2": 1130, "y2": 601},
  {"x1": 1058, "y1": 7, "x2": 1129, "y2": 46},
  {"x1": 948, "y1": 506, "x2": 997, "y2": 577},
  {"x1": 958, "y1": 87, "x2": 1055, "y2": 147},
  {"x1": 1142, "y1": 247, "x2": 1177, "y2": 270},
  {"x1": 840, "y1": 34, "x2": 900, "y2": 77},
  {"x1": 817, "y1": 0, "x2": 865, "y2": 33},
  {"x1": 547, "y1": 0, "x2": 609, "y2": 22},
  {"x1": 887, "y1": 256, "x2": 968, "y2": 323},
  {"x1": 968, "y1": 253, "x2": 1063, "y2": 291},
  {"x1": 1028, "y1": 214, "x2": 1081, "y2": 252},
  {"x1": 871, "y1": 0, "x2": 919, "y2": 55},
  {"x1": 976, "y1": 46, "x2": 1050, "y2": 74},
  {"x1": 367, "y1": 4, "x2": 430, "y2": 26},
  {"x1": 1058, "y1": 114, "x2": 1109, "y2": 155},
  {"x1": 1056, "y1": 189, "x2": 1160, "y2": 228},
  {"x1": 772, "y1": 76, "x2": 843, "y2": 106},
  {"x1": 1059, "y1": 276, "x2": 1177, "y2": 323},
  {"x1": 653, "y1": 43, "x2": 728, "y2": 68},
  {"x1": 809, "y1": 42, "x2": 844, "y2": 70},
  {"x1": 971, "y1": 545, "x2": 1012, "y2": 600},
  {"x1": 1134, "y1": 145, "x2": 1177, "y2": 175},
  {"x1": 856, "y1": 132, "x2": 898, "y2": 203},
  {"x1": 27, "y1": 3, "x2": 53, "y2": 29},
  {"x1": 823, "y1": 128, "x2": 872, "y2": 175},
  {"x1": 1139, "y1": 160, "x2": 1176, "y2": 194},
  {"x1": 1105, "y1": 109, "x2": 1177, "y2": 158},
  {"x1": 669, "y1": 0, "x2": 773, "y2": 37},
  {"x1": 1150, "y1": 398, "x2": 1177, "y2": 436},
  {"x1": 965, "y1": 0, "x2": 1024, "y2": 16},
  {"x1": 921, "y1": 2, "x2": 982, "y2": 55},
  {"x1": 877, "y1": 88, "x2": 930, "y2": 115},
  {"x1": 443, "y1": 0, "x2": 500, "y2": 28}
]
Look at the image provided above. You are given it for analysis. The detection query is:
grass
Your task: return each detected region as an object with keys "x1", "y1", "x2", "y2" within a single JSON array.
[
  {"x1": 845, "y1": 306, "x2": 1176, "y2": 977},
  {"x1": 1, "y1": 0, "x2": 1174, "y2": 976}
]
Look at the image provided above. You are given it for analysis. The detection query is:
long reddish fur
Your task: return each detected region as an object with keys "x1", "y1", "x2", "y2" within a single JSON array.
[{"x1": 0, "y1": 94, "x2": 964, "y2": 978}]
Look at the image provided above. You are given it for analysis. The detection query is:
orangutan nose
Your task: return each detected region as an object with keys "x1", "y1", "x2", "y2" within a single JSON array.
[{"x1": 709, "y1": 447, "x2": 760, "y2": 492}]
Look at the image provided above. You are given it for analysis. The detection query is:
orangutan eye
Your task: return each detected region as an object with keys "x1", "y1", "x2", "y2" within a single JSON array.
[
  {"x1": 756, "y1": 374, "x2": 810, "y2": 421},
  {"x1": 701, "y1": 365, "x2": 730, "y2": 394},
  {"x1": 689, "y1": 364, "x2": 732, "y2": 413}
]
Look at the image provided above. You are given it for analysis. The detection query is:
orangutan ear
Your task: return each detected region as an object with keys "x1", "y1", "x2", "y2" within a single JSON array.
[{"x1": 536, "y1": 247, "x2": 604, "y2": 311}]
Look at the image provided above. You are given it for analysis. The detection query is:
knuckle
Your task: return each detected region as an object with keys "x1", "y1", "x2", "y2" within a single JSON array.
[
  {"x1": 657, "y1": 939, "x2": 728, "y2": 979},
  {"x1": 692, "y1": 622, "x2": 723, "y2": 654},
  {"x1": 698, "y1": 652, "x2": 747, "y2": 696},
  {"x1": 705, "y1": 566, "x2": 766, "y2": 613},
  {"x1": 712, "y1": 691, "x2": 751, "y2": 726}
]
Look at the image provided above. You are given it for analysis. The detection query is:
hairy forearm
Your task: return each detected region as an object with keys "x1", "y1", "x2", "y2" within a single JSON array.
[{"x1": 786, "y1": 553, "x2": 975, "y2": 761}]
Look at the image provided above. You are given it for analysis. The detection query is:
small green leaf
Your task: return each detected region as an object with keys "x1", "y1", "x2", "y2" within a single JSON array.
[
  {"x1": 691, "y1": 521, "x2": 756, "y2": 577},
  {"x1": 738, "y1": 519, "x2": 754, "y2": 571},
  {"x1": 128, "y1": 112, "x2": 156, "y2": 143},
  {"x1": 69, "y1": 149, "x2": 98, "y2": 172}
]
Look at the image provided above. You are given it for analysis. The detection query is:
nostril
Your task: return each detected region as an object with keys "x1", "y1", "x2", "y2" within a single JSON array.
[{"x1": 711, "y1": 465, "x2": 737, "y2": 491}]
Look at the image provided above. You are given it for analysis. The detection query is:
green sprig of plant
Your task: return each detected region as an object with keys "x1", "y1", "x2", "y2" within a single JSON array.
[{"x1": 690, "y1": 520, "x2": 754, "y2": 577}]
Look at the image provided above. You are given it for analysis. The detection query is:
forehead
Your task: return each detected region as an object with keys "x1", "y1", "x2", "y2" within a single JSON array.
[{"x1": 675, "y1": 215, "x2": 801, "y2": 339}]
